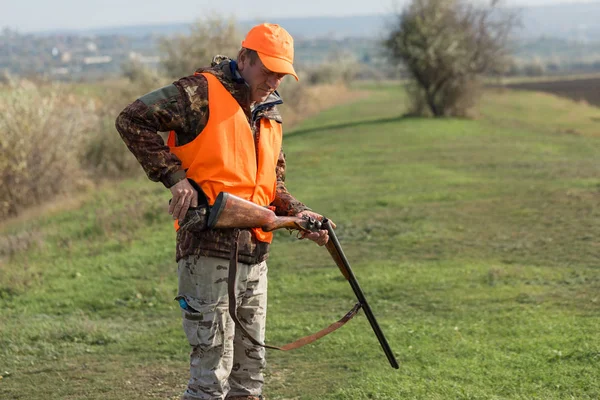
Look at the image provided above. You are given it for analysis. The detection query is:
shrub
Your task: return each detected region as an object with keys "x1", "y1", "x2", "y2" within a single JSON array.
[{"x1": 0, "y1": 82, "x2": 93, "y2": 218}]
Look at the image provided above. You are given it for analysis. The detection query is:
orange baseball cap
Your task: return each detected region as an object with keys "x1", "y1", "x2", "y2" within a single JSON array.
[{"x1": 241, "y1": 23, "x2": 299, "y2": 81}]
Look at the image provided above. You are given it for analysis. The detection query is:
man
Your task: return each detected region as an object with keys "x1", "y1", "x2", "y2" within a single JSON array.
[{"x1": 115, "y1": 23, "x2": 329, "y2": 400}]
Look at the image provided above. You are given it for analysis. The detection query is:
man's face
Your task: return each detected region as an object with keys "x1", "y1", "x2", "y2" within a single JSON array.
[{"x1": 238, "y1": 53, "x2": 286, "y2": 104}]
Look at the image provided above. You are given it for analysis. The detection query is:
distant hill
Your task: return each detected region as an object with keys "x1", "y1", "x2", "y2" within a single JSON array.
[
  {"x1": 518, "y1": 2, "x2": 600, "y2": 41},
  {"x1": 14, "y1": 2, "x2": 600, "y2": 78},
  {"x1": 515, "y1": 36, "x2": 600, "y2": 61},
  {"x1": 35, "y1": 2, "x2": 600, "y2": 42},
  {"x1": 38, "y1": 15, "x2": 392, "y2": 40}
]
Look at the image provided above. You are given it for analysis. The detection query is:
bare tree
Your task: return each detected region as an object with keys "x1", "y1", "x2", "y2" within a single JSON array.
[
  {"x1": 384, "y1": 0, "x2": 519, "y2": 117},
  {"x1": 158, "y1": 15, "x2": 242, "y2": 79}
]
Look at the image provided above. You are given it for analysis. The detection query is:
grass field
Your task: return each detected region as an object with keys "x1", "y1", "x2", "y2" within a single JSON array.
[{"x1": 1, "y1": 83, "x2": 599, "y2": 399}]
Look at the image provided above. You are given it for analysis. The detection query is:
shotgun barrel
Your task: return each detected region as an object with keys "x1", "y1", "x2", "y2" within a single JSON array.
[{"x1": 323, "y1": 218, "x2": 400, "y2": 369}]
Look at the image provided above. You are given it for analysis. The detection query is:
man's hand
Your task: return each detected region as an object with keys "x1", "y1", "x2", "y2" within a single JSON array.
[
  {"x1": 169, "y1": 179, "x2": 198, "y2": 221},
  {"x1": 296, "y1": 211, "x2": 336, "y2": 246}
]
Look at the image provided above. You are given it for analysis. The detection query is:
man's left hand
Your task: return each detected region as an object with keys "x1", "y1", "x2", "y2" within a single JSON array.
[{"x1": 296, "y1": 211, "x2": 336, "y2": 246}]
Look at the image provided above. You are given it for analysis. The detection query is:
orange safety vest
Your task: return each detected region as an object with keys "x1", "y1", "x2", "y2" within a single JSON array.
[{"x1": 167, "y1": 72, "x2": 282, "y2": 243}]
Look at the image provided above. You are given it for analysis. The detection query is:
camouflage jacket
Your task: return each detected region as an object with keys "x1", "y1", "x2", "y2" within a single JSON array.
[{"x1": 115, "y1": 56, "x2": 310, "y2": 264}]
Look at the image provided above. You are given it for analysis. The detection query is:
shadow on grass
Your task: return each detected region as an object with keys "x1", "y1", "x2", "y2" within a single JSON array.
[{"x1": 284, "y1": 114, "x2": 416, "y2": 141}]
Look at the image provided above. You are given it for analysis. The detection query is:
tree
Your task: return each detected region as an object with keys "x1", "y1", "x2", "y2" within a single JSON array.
[
  {"x1": 384, "y1": 0, "x2": 519, "y2": 117},
  {"x1": 158, "y1": 15, "x2": 242, "y2": 79}
]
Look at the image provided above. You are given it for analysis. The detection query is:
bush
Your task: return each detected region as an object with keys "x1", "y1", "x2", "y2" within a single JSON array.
[
  {"x1": 277, "y1": 78, "x2": 357, "y2": 128},
  {"x1": 0, "y1": 82, "x2": 93, "y2": 218},
  {"x1": 79, "y1": 60, "x2": 175, "y2": 180},
  {"x1": 121, "y1": 59, "x2": 165, "y2": 91},
  {"x1": 523, "y1": 60, "x2": 546, "y2": 77},
  {"x1": 79, "y1": 104, "x2": 143, "y2": 179},
  {"x1": 0, "y1": 69, "x2": 13, "y2": 85},
  {"x1": 158, "y1": 15, "x2": 241, "y2": 79},
  {"x1": 404, "y1": 79, "x2": 480, "y2": 118},
  {"x1": 384, "y1": 0, "x2": 519, "y2": 117}
]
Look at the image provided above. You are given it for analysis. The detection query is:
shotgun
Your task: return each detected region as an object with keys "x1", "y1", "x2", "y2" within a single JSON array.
[
  {"x1": 322, "y1": 218, "x2": 399, "y2": 369},
  {"x1": 184, "y1": 191, "x2": 399, "y2": 369}
]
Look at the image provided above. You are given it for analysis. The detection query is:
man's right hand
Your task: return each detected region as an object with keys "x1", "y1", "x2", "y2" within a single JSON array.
[{"x1": 169, "y1": 179, "x2": 198, "y2": 221}]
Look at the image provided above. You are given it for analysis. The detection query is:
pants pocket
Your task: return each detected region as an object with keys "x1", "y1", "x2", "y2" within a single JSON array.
[{"x1": 182, "y1": 304, "x2": 224, "y2": 349}]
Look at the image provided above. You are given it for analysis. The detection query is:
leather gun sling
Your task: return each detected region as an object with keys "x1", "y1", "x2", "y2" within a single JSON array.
[{"x1": 227, "y1": 229, "x2": 361, "y2": 351}]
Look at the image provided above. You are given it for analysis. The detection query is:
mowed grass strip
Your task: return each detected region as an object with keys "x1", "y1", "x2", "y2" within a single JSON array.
[{"x1": 1, "y1": 85, "x2": 599, "y2": 399}]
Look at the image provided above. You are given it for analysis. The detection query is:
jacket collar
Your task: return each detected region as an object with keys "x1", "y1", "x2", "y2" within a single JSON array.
[{"x1": 197, "y1": 56, "x2": 283, "y2": 123}]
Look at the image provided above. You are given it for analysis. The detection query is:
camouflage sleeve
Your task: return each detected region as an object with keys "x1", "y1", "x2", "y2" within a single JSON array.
[
  {"x1": 114, "y1": 76, "x2": 209, "y2": 188},
  {"x1": 271, "y1": 148, "x2": 312, "y2": 216}
]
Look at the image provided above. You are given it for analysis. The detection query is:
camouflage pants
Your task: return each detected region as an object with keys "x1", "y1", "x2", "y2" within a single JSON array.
[{"x1": 177, "y1": 255, "x2": 267, "y2": 400}]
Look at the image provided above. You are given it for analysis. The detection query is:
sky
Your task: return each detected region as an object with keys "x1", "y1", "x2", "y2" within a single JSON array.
[{"x1": 0, "y1": 0, "x2": 597, "y2": 33}]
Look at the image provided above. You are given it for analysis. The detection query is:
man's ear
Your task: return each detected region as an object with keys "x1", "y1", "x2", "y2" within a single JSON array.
[{"x1": 237, "y1": 49, "x2": 247, "y2": 71}]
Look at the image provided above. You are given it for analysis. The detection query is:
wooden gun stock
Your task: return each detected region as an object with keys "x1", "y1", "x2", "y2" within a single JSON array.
[{"x1": 207, "y1": 192, "x2": 322, "y2": 233}]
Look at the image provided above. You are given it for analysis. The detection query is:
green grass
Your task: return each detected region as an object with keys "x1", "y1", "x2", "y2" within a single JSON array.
[{"x1": 1, "y1": 86, "x2": 599, "y2": 399}]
